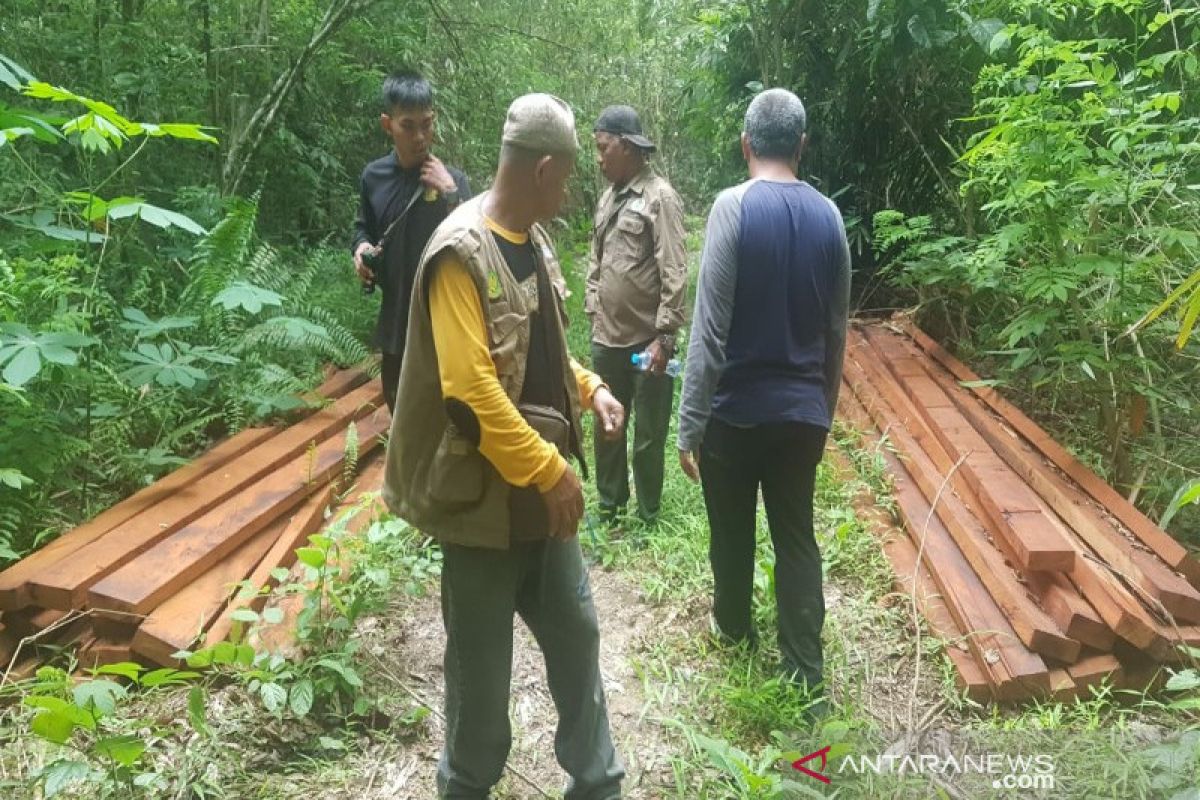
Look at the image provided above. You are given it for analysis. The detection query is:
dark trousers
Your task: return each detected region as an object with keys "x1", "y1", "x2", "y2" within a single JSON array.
[
  {"x1": 590, "y1": 341, "x2": 674, "y2": 522},
  {"x1": 699, "y1": 418, "x2": 828, "y2": 688},
  {"x1": 381, "y1": 352, "x2": 402, "y2": 414},
  {"x1": 437, "y1": 539, "x2": 624, "y2": 799}
]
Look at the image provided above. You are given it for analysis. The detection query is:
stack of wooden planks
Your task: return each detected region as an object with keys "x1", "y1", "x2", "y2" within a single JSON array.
[
  {"x1": 0, "y1": 367, "x2": 390, "y2": 677},
  {"x1": 839, "y1": 319, "x2": 1200, "y2": 703}
]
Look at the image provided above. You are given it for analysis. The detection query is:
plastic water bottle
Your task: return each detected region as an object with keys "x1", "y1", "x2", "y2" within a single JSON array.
[{"x1": 631, "y1": 350, "x2": 681, "y2": 378}]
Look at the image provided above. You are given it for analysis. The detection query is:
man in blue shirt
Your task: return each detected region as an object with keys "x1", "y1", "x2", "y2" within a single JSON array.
[{"x1": 677, "y1": 88, "x2": 851, "y2": 708}]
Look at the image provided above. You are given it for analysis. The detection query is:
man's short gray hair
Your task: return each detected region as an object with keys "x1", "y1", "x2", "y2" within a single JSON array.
[{"x1": 744, "y1": 88, "x2": 807, "y2": 161}]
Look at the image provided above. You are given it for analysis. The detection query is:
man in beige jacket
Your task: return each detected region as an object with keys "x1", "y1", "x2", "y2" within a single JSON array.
[{"x1": 586, "y1": 105, "x2": 687, "y2": 526}]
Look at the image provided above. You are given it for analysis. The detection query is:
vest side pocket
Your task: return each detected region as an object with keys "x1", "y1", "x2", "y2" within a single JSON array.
[{"x1": 428, "y1": 428, "x2": 486, "y2": 508}]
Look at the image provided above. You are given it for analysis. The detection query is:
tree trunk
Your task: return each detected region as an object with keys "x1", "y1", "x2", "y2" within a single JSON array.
[{"x1": 220, "y1": 0, "x2": 376, "y2": 196}]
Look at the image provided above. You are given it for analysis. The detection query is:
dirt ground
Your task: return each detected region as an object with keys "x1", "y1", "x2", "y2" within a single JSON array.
[{"x1": 349, "y1": 565, "x2": 687, "y2": 799}]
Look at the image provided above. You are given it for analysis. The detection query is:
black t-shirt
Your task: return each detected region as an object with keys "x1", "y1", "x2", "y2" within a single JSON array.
[
  {"x1": 351, "y1": 153, "x2": 471, "y2": 356},
  {"x1": 491, "y1": 233, "x2": 559, "y2": 410},
  {"x1": 491, "y1": 232, "x2": 568, "y2": 540}
]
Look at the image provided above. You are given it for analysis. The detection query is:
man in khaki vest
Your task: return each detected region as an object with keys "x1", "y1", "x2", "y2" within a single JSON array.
[
  {"x1": 586, "y1": 105, "x2": 687, "y2": 526},
  {"x1": 383, "y1": 94, "x2": 626, "y2": 799}
]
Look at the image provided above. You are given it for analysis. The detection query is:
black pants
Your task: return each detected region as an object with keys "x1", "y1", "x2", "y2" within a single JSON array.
[
  {"x1": 699, "y1": 418, "x2": 828, "y2": 688},
  {"x1": 589, "y1": 341, "x2": 674, "y2": 522},
  {"x1": 381, "y1": 352, "x2": 402, "y2": 414}
]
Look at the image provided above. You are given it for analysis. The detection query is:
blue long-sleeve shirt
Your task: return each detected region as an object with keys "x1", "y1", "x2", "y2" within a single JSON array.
[{"x1": 677, "y1": 178, "x2": 851, "y2": 453}]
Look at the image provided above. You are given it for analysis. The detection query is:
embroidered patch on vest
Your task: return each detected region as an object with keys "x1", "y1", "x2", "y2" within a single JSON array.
[
  {"x1": 423, "y1": 187, "x2": 440, "y2": 202},
  {"x1": 486, "y1": 269, "x2": 503, "y2": 299}
]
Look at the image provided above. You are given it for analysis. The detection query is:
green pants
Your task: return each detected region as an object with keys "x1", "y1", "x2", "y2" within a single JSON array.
[
  {"x1": 590, "y1": 341, "x2": 674, "y2": 522},
  {"x1": 437, "y1": 538, "x2": 624, "y2": 799}
]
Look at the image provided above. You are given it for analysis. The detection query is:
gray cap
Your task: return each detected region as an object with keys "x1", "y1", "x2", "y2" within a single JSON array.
[{"x1": 501, "y1": 93, "x2": 578, "y2": 155}]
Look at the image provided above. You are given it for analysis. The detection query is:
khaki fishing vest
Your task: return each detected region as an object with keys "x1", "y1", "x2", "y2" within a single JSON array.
[{"x1": 382, "y1": 194, "x2": 584, "y2": 549}]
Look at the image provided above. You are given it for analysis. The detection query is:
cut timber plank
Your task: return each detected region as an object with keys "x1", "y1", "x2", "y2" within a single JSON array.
[
  {"x1": 76, "y1": 638, "x2": 139, "y2": 671},
  {"x1": 948, "y1": 649, "x2": 992, "y2": 704},
  {"x1": 28, "y1": 381, "x2": 384, "y2": 610},
  {"x1": 91, "y1": 614, "x2": 139, "y2": 642},
  {"x1": 92, "y1": 408, "x2": 390, "y2": 619},
  {"x1": 1067, "y1": 652, "x2": 1123, "y2": 693},
  {"x1": 131, "y1": 514, "x2": 291, "y2": 666},
  {"x1": 309, "y1": 366, "x2": 371, "y2": 402},
  {"x1": 838, "y1": 387, "x2": 1049, "y2": 698},
  {"x1": 1027, "y1": 571, "x2": 1116, "y2": 652},
  {"x1": 841, "y1": 355, "x2": 1080, "y2": 662},
  {"x1": 0, "y1": 607, "x2": 69, "y2": 638},
  {"x1": 900, "y1": 318, "x2": 1200, "y2": 585},
  {"x1": 1047, "y1": 669, "x2": 1078, "y2": 703},
  {"x1": 203, "y1": 480, "x2": 341, "y2": 647},
  {"x1": 890, "y1": 328, "x2": 1200, "y2": 624},
  {"x1": 858, "y1": 325, "x2": 1074, "y2": 572},
  {"x1": 0, "y1": 427, "x2": 276, "y2": 611},
  {"x1": 250, "y1": 466, "x2": 389, "y2": 658}
]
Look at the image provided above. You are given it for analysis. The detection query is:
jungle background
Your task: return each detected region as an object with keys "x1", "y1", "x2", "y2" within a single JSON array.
[{"x1": 1, "y1": 1, "x2": 1199, "y2": 798}]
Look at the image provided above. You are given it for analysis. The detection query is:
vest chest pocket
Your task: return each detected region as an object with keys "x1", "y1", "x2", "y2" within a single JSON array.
[
  {"x1": 428, "y1": 427, "x2": 485, "y2": 508},
  {"x1": 486, "y1": 299, "x2": 529, "y2": 381}
]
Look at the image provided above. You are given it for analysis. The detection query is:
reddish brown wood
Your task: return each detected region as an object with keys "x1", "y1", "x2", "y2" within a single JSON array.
[
  {"x1": 0, "y1": 608, "x2": 69, "y2": 638},
  {"x1": 838, "y1": 384, "x2": 1049, "y2": 698},
  {"x1": 309, "y1": 366, "x2": 371, "y2": 402},
  {"x1": 0, "y1": 427, "x2": 277, "y2": 611},
  {"x1": 203, "y1": 480, "x2": 339, "y2": 647},
  {"x1": 900, "y1": 318, "x2": 1200, "y2": 585},
  {"x1": 858, "y1": 326, "x2": 1074, "y2": 572},
  {"x1": 28, "y1": 381, "x2": 384, "y2": 610},
  {"x1": 889, "y1": 328, "x2": 1200, "y2": 624},
  {"x1": 131, "y1": 514, "x2": 290, "y2": 666},
  {"x1": 91, "y1": 613, "x2": 138, "y2": 642},
  {"x1": 842, "y1": 356, "x2": 1080, "y2": 662},
  {"x1": 91, "y1": 409, "x2": 390, "y2": 618},
  {"x1": 76, "y1": 637, "x2": 139, "y2": 671},
  {"x1": 1027, "y1": 571, "x2": 1116, "y2": 651},
  {"x1": 1067, "y1": 652, "x2": 1123, "y2": 693},
  {"x1": 250, "y1": 460, "x2": 389, "y2": 657},
  {"x1": 1046, "y1": 669, "x2": 1078, "y2": 703}
]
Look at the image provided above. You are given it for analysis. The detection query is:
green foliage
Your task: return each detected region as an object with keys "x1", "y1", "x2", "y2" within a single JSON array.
[
  {"x1": 874, "y1": 0, "x2": 1200, "y2": 515},
  {"x1": 21, "y1": 663, "x2": 205, "y2": 798}
]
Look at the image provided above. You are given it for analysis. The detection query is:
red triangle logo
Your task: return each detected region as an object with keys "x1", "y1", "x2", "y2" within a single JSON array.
[{"x1": 792, "y1": 745, "x2": 832, "y2": 784}]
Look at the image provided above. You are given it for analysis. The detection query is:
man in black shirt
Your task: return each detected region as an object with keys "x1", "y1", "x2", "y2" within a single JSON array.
[{"x1": 351, "y1": 70, "x2": 471, "y2": 412}]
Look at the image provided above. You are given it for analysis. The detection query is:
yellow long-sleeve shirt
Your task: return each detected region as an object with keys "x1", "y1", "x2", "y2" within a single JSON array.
[{"x1": 428, "y1": 218, "x2": 603, "y2": 493}]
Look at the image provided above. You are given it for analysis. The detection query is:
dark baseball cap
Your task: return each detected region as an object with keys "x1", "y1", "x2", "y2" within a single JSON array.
[{"x1": 593, "y1": 105, "x2": 656, "y2": 152}]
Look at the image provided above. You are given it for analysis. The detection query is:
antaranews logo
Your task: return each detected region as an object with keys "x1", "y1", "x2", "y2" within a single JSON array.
[{"x1": 791, "y1": 745, "x2": 1057, "y2": 791}]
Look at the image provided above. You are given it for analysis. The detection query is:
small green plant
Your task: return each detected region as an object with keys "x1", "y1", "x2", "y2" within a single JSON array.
[{"x1": 22, "y1": 662, "x2": 205, "y2": 798}]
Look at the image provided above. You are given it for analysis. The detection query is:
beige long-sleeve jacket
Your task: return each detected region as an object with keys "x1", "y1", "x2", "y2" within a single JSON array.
[{"x1": 585, "y1": 166, "x2": 687, "y2": 347}]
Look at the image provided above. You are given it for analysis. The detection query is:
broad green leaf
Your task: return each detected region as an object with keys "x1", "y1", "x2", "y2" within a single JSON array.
[
  {"x1": 95, "y1": 662, "x2": 144, "y2": 681},
  {"x1": 73, "y1": 679, "x2": 125, "y2": 716},
  {"x1": 289, "y1": 678, "x2": 314, "y2": 717},
  {"x1": 94, "y1": 734, "x2": 146, "y2": 767},
  {"x1": 262, "y1": 606, "x2": 285, "y2": 625},
  {"x1": 260, "y1": 682, "x2": 287, "y2": 713},
  {"x1": 0, "y1": 468, "x2": 32, "y2": 489},
  {"x1": 107, "y1": 200, "x2": 207, "y2": 235},
  {"x1": 141, "y1": 667, "x2": 200, "y2": 687},
  {"x1": 231, "y1": 608, "x2": 259, "y2": 623},
  {"x1": 40, "y1": 759, "x2": 92, "y2": 798},
  {"x1": 0, "y1": 54, "x2": 34, "y2": 90},
  {"x1": 1165, "y1": 669, "x2": 1200, "y2": 692},
  {"x1": 31, "y1": 709, "x2": 76, "y2": 743},
  {"x1": 2, "y1": 345, "x2": 39, "y2": 386},
  {"x1": 212, "y1": 281, "x2": 283, "y2": 314},
  {"x1": 295, "y1": 546, "x2": 326, "y2": 568},
  {"x1": 1160, "y1": 480, "x2": 1200, "y2": 530}
]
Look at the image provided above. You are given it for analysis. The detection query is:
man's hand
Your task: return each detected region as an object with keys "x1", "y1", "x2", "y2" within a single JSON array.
[
  {"x1": 420, "y1": 154, "x2": 457, "y2": 195},
  {"x1": 645, "y1": 338, "x2": 672, "y2": 376},
  {"x1": 679, "y1": 448, "x2": 701, "y2": 483},
  {"x1": 353, "y1": 241, "x2": 377, "y2": 286},
  {"x1": 591, "y1": 386, "x2": 625, "y2": 441},
  {"x1": 541, "y1": 462, "x2": 584, "y2": 540}
]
